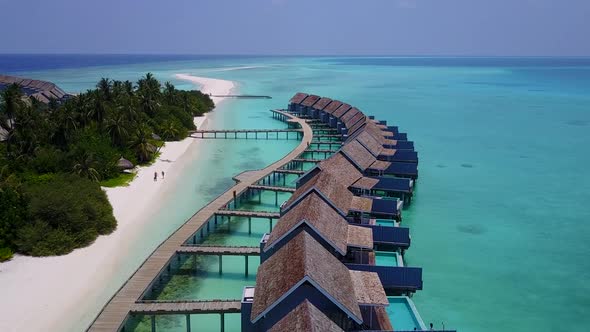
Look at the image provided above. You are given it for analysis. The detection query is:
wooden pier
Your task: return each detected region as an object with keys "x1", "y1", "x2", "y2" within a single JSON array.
[
  {"x1": 190, "y1": 128, "x2": 302, "y2": 140},
  {"x1": 88, "y1": 110, "x2": 312, "y2": 332},
  {"x1": 292, "y1": 158, "x2": 323, "y2": 163},
  {"x1": 178, "y1": 245, "x2": 260, "y2": 276},
  {"x1": 215, "y1": 210, "x2": 280, "y2": 219},
  {"x1": 273, "y1": 169, "x2": 305, "y2": 176},
  {"x1": 130, "y1": 300, "x2": 241, "y2": 332},
  {"x1": 248, "y1": 185, "x2": 296, "y2": 193}
]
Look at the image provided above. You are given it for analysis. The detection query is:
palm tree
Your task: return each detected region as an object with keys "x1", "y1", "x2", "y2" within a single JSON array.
[
  {"x1": 72, "y1": 153, "x2": 100, "y2": 182},
  {"x1": 97, "y1": 78, "x2": 112, "y2": 101},
  {"x1": 129, "y1": 124, "x2": 153, "y2": 163},
  {"x1": 106, "y1": 113, "x2": 128, "y2": 146},
  {"x1": 163, "y1": 82, "x2": 176, "y2": 104},
  {"x1": 160, "y1": 121, "x2": 180, "y2": 140}
]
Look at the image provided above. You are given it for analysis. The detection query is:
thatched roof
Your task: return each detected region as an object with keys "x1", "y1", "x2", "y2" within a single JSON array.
[
  {"x1": 323, "y1": 100, "x2": 343, "y2": 114},
  {"x1": 268, "y1": 300, "x2": 344, "y2": 332},
  {"x1": 340, "y1": 107, "x2": 361, "y2": 123},
  {"x1": 349, "y1": 270, "x2": 389, "y2": 306},
  {"x1": 344, "y1": 112, "x2": 366, "y2": 129},
  {"x1": 340, "y1": 140, "x2": 377, "y2": 171},
  {"x1": 312, "y1": 97, "x2": 333, "y2": 111},
  {"x1": 117, "y1": 157, "x2": 134, "y2": 170},
  {"x1": 316, "y1": 152, "x2": 364, "y2": 186},
  {"x1": 0, "y1": 75, "x2": 69, "y2": 104},
  {"x1": 351, "y1": 176, "x2": 380, "y2": 190},
  {"x1": 251, "y1": 232, "x2": 363, "y2": 323},
  {"x1": 283, "y1": 172, "x2": 354, "y2": 217},
  {"x1": 332, "y1": 103, "x2": 352, "y2": 118},
  {"x1": 350, "y1": 196, "x2": 373, "y2": 213},
  {"x1": 347, "y1": 118, "x2": 368, "y2": 138},
  {"x1": 301, "y1": 94, "x2": 321, "y2": 107},
  {"x1": 266, "y1": 192, "x2": 351, "y2": 255},
  {"x1": 289, "y1": 92, "x2": 308, "y2": 104},
  {"x1": 347, "y1": 225, "x2": 373, "y2": 249},
  {"x1": 355, "y1": 131, "x2": 384, "y2": 157},
  {"x1": 369, "y1": 160, "x2": 391, "y2": 171}
]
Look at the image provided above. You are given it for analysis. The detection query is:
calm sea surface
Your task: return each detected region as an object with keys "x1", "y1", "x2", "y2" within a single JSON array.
[{"x1": 2, "y1": 55, "x2": 590, "y2": 331}]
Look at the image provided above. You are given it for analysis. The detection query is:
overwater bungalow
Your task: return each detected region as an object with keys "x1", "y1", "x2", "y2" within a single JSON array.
[
  {"x1": 341, "y1": 140, "x2": 419, "y2": 179},
  {"x1": 288, "y1": 92, "x2": 308, "y2": 113},
  {"x1": 260, "y1": 192, "x2": 421, "y2": 293},
  {"x1": 298, "y1": 152, "x2": 414, "y2": 203},
  {"x1": 310, "y1": 97, "x2": 333, "y2": 118},
  {"x1": 282, "y1": 171, "x2": 403, "y2": 221},
  {"x1": 241, "y1": 232, "x2": 392, "y2": 331},
  {"x1": 299, "y1": 94, "x2": 321, "y2": 116},
  {"x1": 321, "y1": 100, "x2": 345, "y2": 124}
]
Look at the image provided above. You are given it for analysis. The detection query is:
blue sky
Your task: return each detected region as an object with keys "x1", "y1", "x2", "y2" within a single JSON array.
[{"x1": 0, "y1": 0, "x2": 588, "y2": 55}]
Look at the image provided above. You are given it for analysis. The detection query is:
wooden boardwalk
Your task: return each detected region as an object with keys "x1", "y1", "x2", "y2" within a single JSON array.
[
  {"x1": 273, "y1": 169, "x2": 305, "y2": 175},
  {"x1": 88, "y1": 110, "x2": 312, "y2": 332},
  {"x1": 190, "y1": 128, "x2": 302, "y2": 140},
  {"x1": 215, "y1": 210, "x2": 280, "y2": 219},
  {"x1": 131, "y1": 300, "x2": 242, "y2": 315},
  {"x1": 292, "y1": 158, "x2": 323, "y2": 163},
  {"x1": 248, "y1": 185, "x2": 296, "y2": 193},
  {"x1": 177, "y1": 245, "x2": 260, "y2": 256}
]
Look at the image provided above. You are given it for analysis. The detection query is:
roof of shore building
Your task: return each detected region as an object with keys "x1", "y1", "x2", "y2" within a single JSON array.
[
  {"x1": 265, "y1": 192, "x2": 373, "y2": 255},
  {"x1": 313, "y1": 97, "x2": 333, "y2": 111},
  {"x1": 323, "y1": 100, "x2": 344, "y2": 114},
  {"x1": 251, "y1": 231, "x2": 364, "y2": 323},
  {"x1": 0, "y1": 75, "x2": 70, "y2": 104},
  {"x1": 268, "y1": 300, "x2": 344, "y2": 332},
  {"x1": 289, "y1": 92, "x2": 308, "y2": 104},
  {"x1": 301, "y1": 94, "x2": 321, "y2": 107}
]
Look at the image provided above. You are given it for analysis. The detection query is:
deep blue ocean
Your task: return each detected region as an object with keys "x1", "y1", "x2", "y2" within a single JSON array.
[{"x1": 1, "y1": 55, "x2": 589, "y2": 332}]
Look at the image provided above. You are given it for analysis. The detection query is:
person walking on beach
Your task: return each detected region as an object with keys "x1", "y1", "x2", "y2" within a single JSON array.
[
  {"x1": 154, "y1": 172, "x2": 158, "y2": 182},
  {"x1": 161, "y1": 171, "x2": 165, "y2": 179}
]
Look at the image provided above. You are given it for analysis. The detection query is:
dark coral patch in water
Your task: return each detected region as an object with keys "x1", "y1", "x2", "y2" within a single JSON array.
[
  {"x1": 460, "y1": 163, "x2": 474, "y2": 168},
  {"x1": 436, "y1": 164, "x2": 447, "y2": 168},
  {"x1": 457, "y1": 224, "x2": 486, "y2": 235}
]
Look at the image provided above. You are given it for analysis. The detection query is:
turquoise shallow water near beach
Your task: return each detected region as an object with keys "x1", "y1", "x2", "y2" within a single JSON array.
[{"x1": 3, "y1": 56, "x2": 590, "y2": 331}]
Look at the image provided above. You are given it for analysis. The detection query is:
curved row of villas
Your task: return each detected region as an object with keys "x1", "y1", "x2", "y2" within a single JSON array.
[{"x1": 240, "y1": 93, "x2": 449, "y2": 331}]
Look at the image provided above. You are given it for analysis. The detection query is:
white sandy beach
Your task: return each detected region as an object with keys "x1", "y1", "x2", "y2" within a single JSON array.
[{"x1": 0, "y1": 75, "x2": 235, "y2": 332}]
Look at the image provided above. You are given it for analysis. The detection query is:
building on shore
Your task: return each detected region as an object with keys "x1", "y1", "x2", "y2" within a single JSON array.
[{"x1": 0, "y1": 74, "x2": 71, "y2": 104}]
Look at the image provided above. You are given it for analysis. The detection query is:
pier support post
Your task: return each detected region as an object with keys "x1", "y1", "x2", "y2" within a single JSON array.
[
  {"x1": 245, "y1": 256, "x2": 249, "y2": 277},
  {"x1": 275, "y1": 191, "x2": 278, "y2": 206},
  {"x1": 219, "y1": 255, "x2": 223, "y2": 274},
  {"x1": 248, "y1": 217, "x2": 251, "y2": 235},
  {"x1": 269, "y1": 218, "x2": 273, "y2": 232},
  {"x1": 186, "y1": 314, "x2": 191, "y2": 332},
  {"x1": 214, "y1": 215, "x2": 218, "y2": 225},
  {"x1": 207, "y1": 220, "x2": 210, "y2": 232},
  {"x1": 151, "y1": 315, "x2": 156, "y2": 332},
  {"x1": 221, "y1": 313, "x2": 225, "y2": 332}
]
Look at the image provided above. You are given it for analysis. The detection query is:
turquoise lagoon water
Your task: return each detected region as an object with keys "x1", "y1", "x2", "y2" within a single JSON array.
[{"x1": 3, "y1": 56, "x2": 590, "y2": 331}]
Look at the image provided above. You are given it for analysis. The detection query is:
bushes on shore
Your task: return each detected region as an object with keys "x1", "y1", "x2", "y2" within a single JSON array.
[{"x1": 0, "y1": 74, "x2": 214, "y2": 260}]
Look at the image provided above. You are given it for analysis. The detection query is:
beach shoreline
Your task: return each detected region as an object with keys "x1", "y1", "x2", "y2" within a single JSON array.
[{"x1": 0, "y1": 74, "x2": 236, "y2": 332}]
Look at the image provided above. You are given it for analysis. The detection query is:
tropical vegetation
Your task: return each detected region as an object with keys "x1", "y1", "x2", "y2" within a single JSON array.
[{"x1": 0, "y1": 74, "x2": 214, "y2": 260}]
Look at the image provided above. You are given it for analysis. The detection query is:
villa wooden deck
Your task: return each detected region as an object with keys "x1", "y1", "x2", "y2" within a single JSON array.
[{"x1": 88, "y1": 110, "x2": 312, "y2": 332}]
